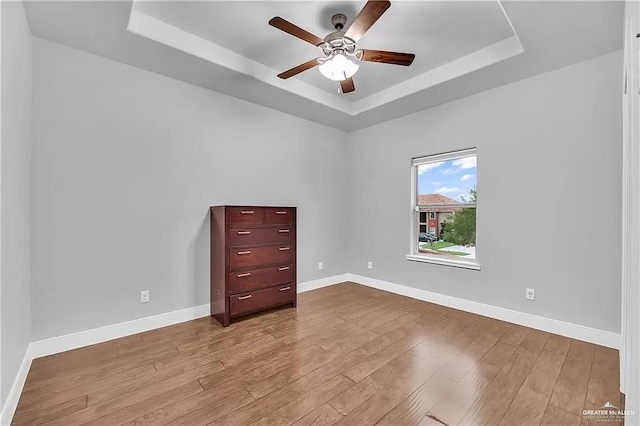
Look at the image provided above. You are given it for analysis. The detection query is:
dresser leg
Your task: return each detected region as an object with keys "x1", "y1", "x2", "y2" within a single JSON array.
[{"x1": 212, "y1": 312, "x2": 230, "y2": 327}]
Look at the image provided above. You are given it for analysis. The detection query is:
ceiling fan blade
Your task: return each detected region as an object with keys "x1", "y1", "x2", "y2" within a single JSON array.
[
  {"x1": 269, "y1": 17, "x2": 326, "y2": 46},
  {"x1": 277, "y1": 58, "x2": 321, "y2": 79},
  {"x1": 344, "y1": 1, "x2": 391, "y2": 42},
  {"x1": 340, "y1": 77, "x2": 355, "y2": 94},
  {"x1": 359, "y1": 49, "x2": 415, "y2": 66}
]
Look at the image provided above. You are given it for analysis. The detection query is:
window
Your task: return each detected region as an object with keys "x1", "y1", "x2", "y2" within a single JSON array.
[
  {"x1": 407, "y1": 148, "x2": 479, "y2": 270},
  {"x1": 418, "y1": 211, "x2": 427, "y2": 233}
]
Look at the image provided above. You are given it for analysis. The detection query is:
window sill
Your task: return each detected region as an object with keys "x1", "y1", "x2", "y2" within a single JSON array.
[{"x1": 406, "y1": 254, "x2": 481, "y2": 271}]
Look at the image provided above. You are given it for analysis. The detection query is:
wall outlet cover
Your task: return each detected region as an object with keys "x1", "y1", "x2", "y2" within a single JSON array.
[
  {"x1": 525, "y1": 288, "x2": 535, "y2": 301},
  {"x1": 141, "y1": 290, "x2": 150, "y2": 303},
  {"x1": 367, "y1": 261, "x2": 373, "y2": 269}
]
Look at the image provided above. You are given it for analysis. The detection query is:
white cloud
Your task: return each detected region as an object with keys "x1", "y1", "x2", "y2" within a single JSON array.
[
  {"x1": 435, "y1": 187, "x2": 460, "y2": 194},
  {"x1": 460, "y1": 174, "x2": 474, "y2": 182},
  {"x1": 418, "y1": 162, "x2": 444, "y2": 175},
  {"x1": 452, "y1": 156, "x2": 477, "y2": 169},
  {"x1": 431, "y1": 180, "x2": 442, "y2": 186}
]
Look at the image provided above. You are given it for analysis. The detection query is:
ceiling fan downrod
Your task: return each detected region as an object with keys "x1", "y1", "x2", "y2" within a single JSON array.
[{"x1": 331, "y1": 13, "x2": 347, "y2": 31}]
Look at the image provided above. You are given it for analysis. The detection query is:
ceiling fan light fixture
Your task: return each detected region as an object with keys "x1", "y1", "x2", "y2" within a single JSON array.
[{"x1": 318, "y1": 53, "x2": 359, "y2": 81}]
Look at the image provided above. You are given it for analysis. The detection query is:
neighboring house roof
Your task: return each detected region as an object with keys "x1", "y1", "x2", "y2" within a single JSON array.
[
  {"x1": 418, "y1": 194, "x2": 461, "y2": 213},
  {"x1": 418, "y1": 194, "x2": 459, "y2": 205}
]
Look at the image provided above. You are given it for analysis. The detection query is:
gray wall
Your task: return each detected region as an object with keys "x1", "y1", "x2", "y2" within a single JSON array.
[
  {"x1": 29, "y1": 37, "x2": 622, "y2": 343},
  {"x1": 1, "y1": 1, "x2": 32, "y2": 407},
  {"x1": 31, "y1": 38, "x2": 348, "y2": 341},
  {"x1": 346, "y1": 50, "x2": 623, "y2": 333}
]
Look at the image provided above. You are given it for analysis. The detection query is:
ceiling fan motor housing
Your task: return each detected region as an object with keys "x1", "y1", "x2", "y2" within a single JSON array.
[
  {"x1": 321, "y1": 33, "x2": 357, "y2": 57},
  {"x1": 323, "y1": 14, "x2": 357, "y2": 58}
]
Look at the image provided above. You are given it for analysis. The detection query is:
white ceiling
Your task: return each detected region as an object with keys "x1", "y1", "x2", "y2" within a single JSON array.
[
  {"x1": 23, "y1": 1, "x2": 623, "y2": 132},
  {"x1": 134, "y1": 1, "x2": 515, "y2": 101}
]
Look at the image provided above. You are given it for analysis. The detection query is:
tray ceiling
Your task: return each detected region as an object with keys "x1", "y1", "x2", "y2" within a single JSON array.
[
  {"x1": 134, "y1": 1, "x2": 516, "y2": 101},
  {"x1": 23, "y1": 1, "x2": 623, "y2": 131}
]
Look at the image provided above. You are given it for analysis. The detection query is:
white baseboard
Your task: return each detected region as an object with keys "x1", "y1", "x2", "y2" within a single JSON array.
[
  {"x1": 297, "y1": 274, "x2": 351, "y2": 293},
  {"x1": 345, "y1": 273, "x2": 621, "y2": 350},
  {"x1": 29, "y1": 304, "x2": 210, "y2": 359},
  {"x1": 0, "y1": 273, "x2": 620, "y2": 425},
  {"x1": 0, "y1": 345, "x2": 34, "y2": 426}
]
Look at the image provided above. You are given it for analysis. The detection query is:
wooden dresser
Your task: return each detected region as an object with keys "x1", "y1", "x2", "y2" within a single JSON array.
[{"x1": 210, "y1": 205, "x2": 297, "y2": 326}]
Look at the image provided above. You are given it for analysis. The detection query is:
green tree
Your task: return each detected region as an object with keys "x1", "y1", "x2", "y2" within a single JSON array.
[
  {"x1": 442, "y1": 187, "x2": 476, "y2": 246},
  {"x1": 439, "y1": 220, "x2": 447, "y2": 240}
]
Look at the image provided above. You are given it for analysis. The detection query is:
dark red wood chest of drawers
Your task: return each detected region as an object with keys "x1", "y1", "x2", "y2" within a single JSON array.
[{"x1": 210, "y1": 206, "x2": 297, "y2": 326}]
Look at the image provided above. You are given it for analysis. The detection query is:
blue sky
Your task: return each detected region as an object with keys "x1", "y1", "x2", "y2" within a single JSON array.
[{"x1": 417, "y1": 155, "x2": 477, "y2": 202}]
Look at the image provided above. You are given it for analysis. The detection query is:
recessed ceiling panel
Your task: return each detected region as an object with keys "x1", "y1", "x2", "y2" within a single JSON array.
[
  {"x1": 22, "y1": 1, "x2": 624, "y2": 131},
  {"x1": 135, "y1": 1, "x2": 515, "y2": 100}
]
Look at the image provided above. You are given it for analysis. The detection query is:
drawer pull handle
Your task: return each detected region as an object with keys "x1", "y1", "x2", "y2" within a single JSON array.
[
  {"x1": 237, "y1": 231, "x2": 251, "y2": 235},
  {"x1": 237, "y1": 251, "x2": 251, "y2": 255},
  {"x1": 278, "y1": 247, "x2": 290, "y2": 251},
  {"x1": 278, "y1": 266, "x2": 290, "y2": 271},
  {"x1": 279, "y1": 286, "x2": 291, "y2": 292},
  {"x1": 278, "y1": 229, "x2": 290, "y2": 233},
  {"x1": 238, "y1": 295, "x2": 253, "y2": 300},
  {"x1": 240, "y1": 211, "x2": 254, "y2": 215},
  {"x1": 237, "y1": 273, "x2": 251, "y2": 278},
  {"x1": 275, "y1": 211, "x2": 287, "y2": 215}
]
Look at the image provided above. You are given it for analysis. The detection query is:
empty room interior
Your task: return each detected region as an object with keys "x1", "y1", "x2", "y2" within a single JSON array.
[{"x1": 2, "y1": 0, "x2": 640, "y2": 425}]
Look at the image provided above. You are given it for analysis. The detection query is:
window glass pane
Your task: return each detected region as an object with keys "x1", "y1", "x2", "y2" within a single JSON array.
[
  {"x1": 417, "y1": 155, "x2": 476, "y2": 204},
  {"x1": 415, "y1": 153, "x2": 477, "y2": 261},
  {"x1": 417, "y1": 207, "x2": 476, "y2": 260},
  {"x1": 419, "y1": 212, "x2": 427, "y2": 222}
]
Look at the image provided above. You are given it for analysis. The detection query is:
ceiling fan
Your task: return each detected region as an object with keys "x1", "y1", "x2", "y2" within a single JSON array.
[{"x1": 268, "y1": 0, "x2": 415, "y2": 94}]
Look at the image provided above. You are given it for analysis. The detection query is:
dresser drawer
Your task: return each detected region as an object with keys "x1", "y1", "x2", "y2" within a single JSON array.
[
  {"x1": 227, "y1": 207, "x2": 264, "y2": 226},
  {"x1": 264, "y1": 208, "x2": 295, "y2": 225},
  {"x1": 227, "y1": 226, "x2": 293, "y2": 247},
  {"x1": 230, "y1": 284, "x2": 296, "y2": 317},
  {"x1": 229, "y1": 264, "x2": 294, "y2": 294},
  {"x1": 229, "y1": 245, "x2": 294, "y2": 270}
]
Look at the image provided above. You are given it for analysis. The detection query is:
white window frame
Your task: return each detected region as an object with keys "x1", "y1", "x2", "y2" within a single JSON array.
[{"x1": 407, "y1": 148, "x2": 480, "y2": 270}]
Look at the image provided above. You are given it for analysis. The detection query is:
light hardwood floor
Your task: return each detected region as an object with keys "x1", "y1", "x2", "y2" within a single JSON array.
[{"x1": 12, "y1": 282, "x2": 621, "y2": 425}]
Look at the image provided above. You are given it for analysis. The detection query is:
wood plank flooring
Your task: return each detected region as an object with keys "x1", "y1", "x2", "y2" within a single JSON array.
[{"x1": 12, "y1": 282, "x2": 621, "y2": 425}]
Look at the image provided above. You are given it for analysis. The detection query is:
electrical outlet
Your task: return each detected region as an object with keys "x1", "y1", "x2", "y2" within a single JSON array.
[
  {"x1": 141, "y1": 290, "x2": 150, "y2": 303},
  {"x1": 318, "y1": 261, "x2": 323, "y2": 270},
  {"x1": 525, "y1": 288, "x2": 535, "y2": 301},
  {"x1": 368, "y1": 261, "x2": 373, "y2": 269}
]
